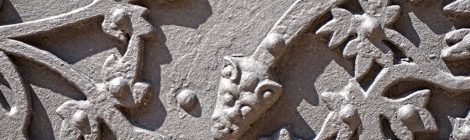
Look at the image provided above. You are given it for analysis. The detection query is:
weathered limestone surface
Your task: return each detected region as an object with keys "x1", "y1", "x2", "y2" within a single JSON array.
[{"x1": 0, "y1": 0, "x2": 469, "y2": 139}]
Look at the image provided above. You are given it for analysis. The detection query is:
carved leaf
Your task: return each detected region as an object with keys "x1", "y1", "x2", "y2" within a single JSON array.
[
  {"x1": 442, "y1": 29, "x2": 470, "y2": 61},
  {"x1": 444, "y1": 0, "x2": 470, "y2": 16},
  {"x1": 316, "y1": 8, "x2": 355, "y2": 49}
]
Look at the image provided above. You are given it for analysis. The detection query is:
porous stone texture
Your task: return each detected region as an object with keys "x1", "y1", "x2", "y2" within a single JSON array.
[{"x1": 0, "y1": 0, "x2": 469, "y2": 139}]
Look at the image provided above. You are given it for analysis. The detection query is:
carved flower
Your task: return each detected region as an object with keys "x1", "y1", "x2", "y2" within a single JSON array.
[
  {"x1": 316, "y1": 80, "x2": 437, "y2": 139},
  {"x1": 316, "y1": 0, "x2": 403, "y2": 80}
]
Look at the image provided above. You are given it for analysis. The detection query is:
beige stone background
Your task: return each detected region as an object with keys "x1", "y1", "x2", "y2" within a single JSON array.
[{"x1": 1, "y1": 0, "x2": 470, "y2": 139}]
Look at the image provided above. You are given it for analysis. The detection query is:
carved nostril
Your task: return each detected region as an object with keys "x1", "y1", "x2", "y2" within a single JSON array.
[{"x1": 211, "y1": 114, "x2": 221, "y2": 122}]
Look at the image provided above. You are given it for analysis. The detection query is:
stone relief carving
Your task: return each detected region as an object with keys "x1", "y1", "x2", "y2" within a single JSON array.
[
  {"x1": 210, "y1": 0, "x2": 344, "y2": 139},
  {"x1": 211, "y1": 0, "x2": 470, "y2": 139},
  {"x1": 1, "y1": 0, "x2": 470, "y2": 139},
  {"x1": 210, "y1": 32, "x2": 286, "y2": 139},
  {"x1": 0, "y1": 0, "x2": 169, "y2": 139},
  {"x1": 0, "y1": 51, "x2": 30, "y2": 139},
  {"x1": 259, "y1": 127, "x2": 301, "y2": 140},
  {"x1": 452, "y1": 111, "x2": 470, "y2": 140}
]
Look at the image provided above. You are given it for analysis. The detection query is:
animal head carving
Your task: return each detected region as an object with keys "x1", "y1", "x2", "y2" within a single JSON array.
[{"x1": 211, "y1": 32, "x2": 286, "y2": 139}]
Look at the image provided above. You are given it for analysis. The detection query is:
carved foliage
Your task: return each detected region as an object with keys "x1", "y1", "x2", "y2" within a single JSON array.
[
  {"x1": 0, "y1": 0, "x2": 165, "y2": 139},
  {"x1": 452, "y1": 112, "x2": 470, "y2": 140},
  {"x1": 317, "y1": 80, "x2": 437, "y2": 139},
  {"x1": 316, "y1": 0, "x2": 403, "y2": 79}
]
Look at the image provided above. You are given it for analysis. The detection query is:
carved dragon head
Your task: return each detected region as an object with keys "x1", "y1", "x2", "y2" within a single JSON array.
[{"x1": 211, "y1": 33, "x2": 286, "y2": 139}]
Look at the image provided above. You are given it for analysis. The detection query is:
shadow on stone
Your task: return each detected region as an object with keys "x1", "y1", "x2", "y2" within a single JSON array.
[
  {"x1": 27, "y1": 85, "x2": 55, "y2": 140},
  {"x1": 142, "y1": 0, "x2": 213, "y2": 29},
  {"x1": 0, "y1": 0, "x2": 22, "y2": 25}
]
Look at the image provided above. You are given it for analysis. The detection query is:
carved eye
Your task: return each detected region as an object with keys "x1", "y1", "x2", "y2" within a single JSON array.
[
  {"x1": 222, "y1": 93, "x2": 235, "y2": 107},
  {"x1": 222, "y1": 65, "x2": 234, "y2": 78},
  {"x1": 221, "y1": 56, "x2": 239, "y2": 81},
  {"x1": 254, "y1": 79, "x2": 282, "y2": 101}
]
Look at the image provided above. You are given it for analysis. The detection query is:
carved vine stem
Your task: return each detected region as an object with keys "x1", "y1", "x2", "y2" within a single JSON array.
[
  {"x1": 314, "y1": 0, "x2": 470, "y2": 139},
  {"x1": 0, "y1": 0, "x2": 165, "y2": 139}
]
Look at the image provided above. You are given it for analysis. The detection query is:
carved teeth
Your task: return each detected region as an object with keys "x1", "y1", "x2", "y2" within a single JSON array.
[
  {"x1": 240, "y1": 105, "x2": 252, "y2": 116},
  {"x1": 222, "y1": 93, "x2": 235, "y2": 106}
]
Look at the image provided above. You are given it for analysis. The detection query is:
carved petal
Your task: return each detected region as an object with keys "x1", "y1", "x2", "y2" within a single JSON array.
[
  {"x1": 382, "y1": 5, "x2": 401, "y2": 26},
  {"x1": 442, "y1": 43, "x2": 470, "y2": 61},
  {"x1": 388, "y1": 89, "x2": 430, "y2": 108},
  {"x1": 316, "y1": 8, "x2": 354, "y2": 49},
  {"x1": 444, "y1": 0, "x2": 470, "y2": 16},
  {"x1": 315, "y1": 112, "x2": 342, "y2": 140},
  {"x1": 445, "y1": 29, "x2": 470, "y2": 44},
  {"x1": 343, "y1": 38, "x2": 361, "y2": 58},
  {"x1": 354, "y1": 55, "x2": 374, "y2": 79}
]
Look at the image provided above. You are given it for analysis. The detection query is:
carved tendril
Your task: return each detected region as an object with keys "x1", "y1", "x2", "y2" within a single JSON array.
[{"x1": 0, "y1": 0, "x2": 162, "y2": 139}]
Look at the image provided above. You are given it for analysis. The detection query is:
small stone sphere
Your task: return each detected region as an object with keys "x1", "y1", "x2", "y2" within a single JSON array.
[
  {"x1": 339, "y1": 104, "x2": 359, "y2": 124},
  {"x1": 177, "y1": 89, "x2": 198, "y2": 111},
  {"x1": 397, "y1": 104, "x2": 419, "y2": 123},
  {"x1": 71, "y1": 110, "x2": 88, "y2": 128}
]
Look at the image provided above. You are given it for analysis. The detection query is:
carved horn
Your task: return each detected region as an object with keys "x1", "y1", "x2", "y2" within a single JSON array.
[{"x1": 251, "y1": 32, "x2": 287, "y2": 65}]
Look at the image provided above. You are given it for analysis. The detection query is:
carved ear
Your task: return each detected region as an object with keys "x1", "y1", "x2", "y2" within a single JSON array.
[
  {"x1": 251, "y1": 32, "x2": 286, "y2": 65},
  {"x1": 221, "y1": 56, "x2": 240, "y2": 82},
  {"x1": 254, "y1": 79, "x2": 282, "y2": 103}
]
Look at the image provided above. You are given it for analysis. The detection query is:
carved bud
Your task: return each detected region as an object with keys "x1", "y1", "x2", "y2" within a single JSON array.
[
  {"x1": 358, "y1": 15, "x2": 385, "y2": 40},
  {"x1": 71, "y1": 110, "x2": 89, "y2": 131},
  {"x1": 339, "y1": 104, "x2": 360, "y2": 126},
  {"x1": 108, "y1": 77, "x2": 131, "y2": 98},
  {"x1": 177, "y1": 89, "x2": 198, "y2": 112},
  {"x1": 397, "y1": 104, "x2": 421, "y2": 129}
]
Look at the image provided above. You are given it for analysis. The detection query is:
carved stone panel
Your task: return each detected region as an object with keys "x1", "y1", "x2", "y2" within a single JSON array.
[{"x1": 0, "y1": 0, "x2": 469, "y2": 139}]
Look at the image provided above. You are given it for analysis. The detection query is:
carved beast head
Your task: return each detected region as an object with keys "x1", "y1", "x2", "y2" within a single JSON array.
[{"x1": 211, "y1": 32, "x2": 286, "y2": 139}]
